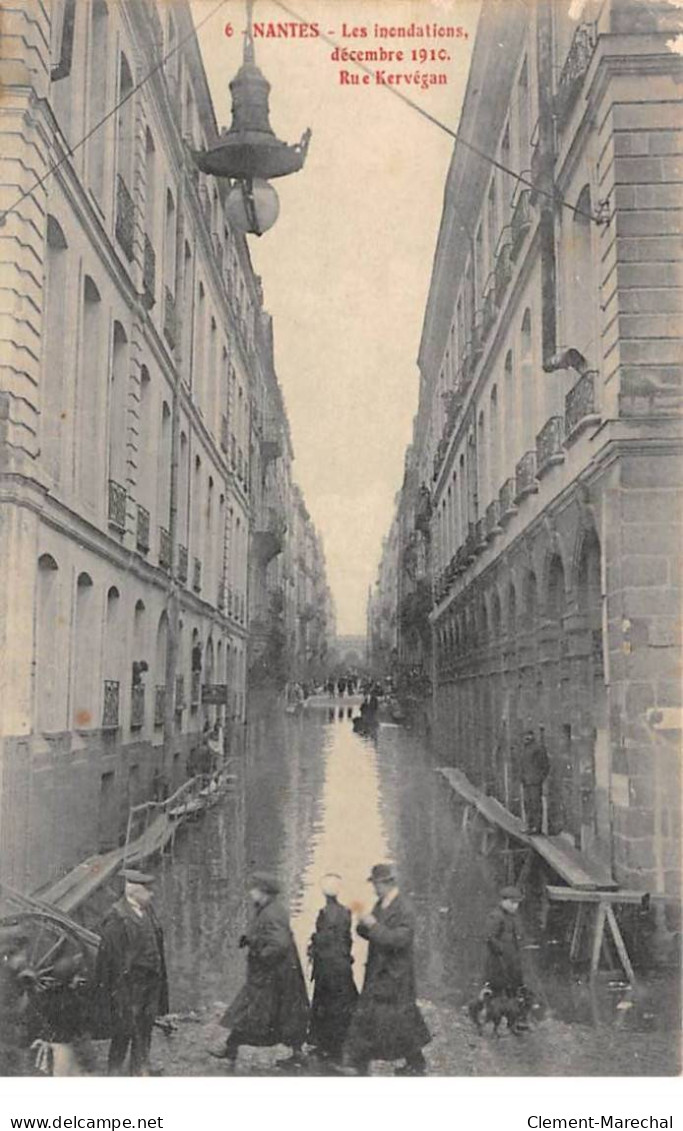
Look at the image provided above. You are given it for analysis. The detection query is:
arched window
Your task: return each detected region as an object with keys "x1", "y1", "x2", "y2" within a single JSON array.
[
  {"x1": 36, "y1": 554, "x2": 62, "y2": 731},
  {"x1": 504, "y1": 349, "x2": 515, "y2": 473},
  {"x1": 491, "y1": 589, "x2": 502, "y2": 638},
  {"x1": 182, "y1": 242, "x2": 193, "y2": 377},
  {"x1": 194, "y1": 281, "x2": 205, "y2": 403},
  {"x1": 164, "y1": 189, "x2": 176, "y2": 292},
  {"x1": 51, "y1": 0, "x2": 78, "y2": 143},
  {"x1": 520, "y1": 309, "x2": 534, "y2": 447},
  {"x1": 489, "y1": 385, "x2": 499, "y2": 495},
  {"x1": 137, "y1": 367, "x2": 151, "y2": 518},
  {"x1": 208, "y1": 316, "x2": 218, "y2": 421},
  {"x1": 73, "y1": 572, "x2": 96, "y2": 728},
  {"x1": 155, "y1": 613, "x2": 168, "y2": 727},
  {"x1": 156, "y1": 401, "x2": 171, "y2": 534},
  {"x1": 42, "y1": 217, "x2": 69, "y2": 482},
  {"x1": 569, "y1": 186, "x2": 597, "y2": 361},
  {"x1": 103, "y1": 586, "x2": 121, "y2": 727},
  {"x1": 459, "y1": 453, "x2": 467, "y2": 536},
  {"x1": 517, "y1": 58, "x2": 529, "y2": 168},
  {"x1": 487, "y1": 177, "x2": 498, "y2": 265},
  {"x1": 143, "y1": 131, "x2": 157, "y2": 305},
  {"x1": 578, "y1": 530, "x2": 601, "y2": 620},
  {"x1": 546, "y1": 555, "x2": 566, "y2": 624},
  {"x1": 507, "y1": 582, "x2": 517, "y2": 636},
  {"x1": 178, "y1": 430, "x2": 189, "y2": 546},
  {"x1": 88, "y1": 0, "x2": 109, "y2": 204},
  {"x1": 117, "y1": 53, "x2": 134, "y2": 198},
  {"x1": 478, "y1": 408, "x2": 488, "y2": 510},
  {"x1": 192, "y1": 455, "x2": 203, "y2": 574},
  {"x1": 108, "y1": 321, "x2": 129, "y2": 494},
  {"x1": 79, "y1": 276, "x2": 103, "y2": 506},
  {"x1": 521, "y1": 309, "x2": 532, "y2": 360},
  {"x1": 523, "y1": 571, "x2": 537, "y2": 630}
]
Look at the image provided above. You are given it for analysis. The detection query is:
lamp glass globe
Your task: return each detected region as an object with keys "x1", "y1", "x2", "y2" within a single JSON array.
[{"x1": 225, "y1": 178, "x2": 280, "y2": 236}]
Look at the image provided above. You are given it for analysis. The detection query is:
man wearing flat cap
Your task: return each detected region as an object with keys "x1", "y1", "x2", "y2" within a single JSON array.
[
  {"x1": 94, "y1": 869, "x2": 169, "y2": 1075},
  {"x1": 342, "y1": 863, "x2": 430, "y2": 1076},
  {"x1": 483, "y1": 885, "x2": 525, "y2": 998},
  {"x1": 211, "y1": 873, "x2": 309, "y2": 1070}
]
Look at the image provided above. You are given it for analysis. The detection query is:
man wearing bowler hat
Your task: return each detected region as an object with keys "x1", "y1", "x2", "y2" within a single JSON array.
[
  {"x1": 210, "y1": 873, "x2": 309, "y2": 1070},
  {"x1": 341, "y1": 863, "x2": 430, "y2": 1076},
  {"x1": 94, "y1": 868, "x2": 169, "y2": 1075}
]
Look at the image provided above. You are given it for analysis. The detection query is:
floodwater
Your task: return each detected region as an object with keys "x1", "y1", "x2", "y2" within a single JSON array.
[{"x1": 155, "y1": 700, "x2": 681, "y2": 1076}]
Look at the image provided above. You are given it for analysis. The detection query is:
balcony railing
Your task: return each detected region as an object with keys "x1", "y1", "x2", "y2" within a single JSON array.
[
  {"x1": 159, "y1": 526, "x2": 171, "y2": 570},
  {"x1": 130, "y1": 684, "x2": 145, "y2": 729},
  {"x1": 175, "y1": 674, "x2": 185, "y2": 712},
  {"x1": 142, "y1": 235, "x2": 156, "y2": 308},
  {"x1": 555, "y1": 22, "x2": 598, "y2": 129},
  {"x1": 499, "y1": 477, "x2": 518, "y2": 523},
  {"x1": 515, "y1": 450, "x2": 539, "y2": 502},
  {"x1": 565, "y1": 370, "x2": 600, "y2": 440},
  {"x1": 115, "y1": 174, "x2": 134, "y2": 262},
  {"x1": 108, "y1": 478, "x2": 127, "y2": 532},
  {"x1": 163, "y1": 286, "x2": 177, "y2": 349},
  {"x1": 486, "y1": 498, "x2": 501, "y2": 540},
  {"x1": 193, "y1": 556, "x2": 202, "y2": 593},
  {"x1": 136, "y1": 504, "x2": 150, "y2": 553},
  {"x1": 191, "y1": 669, "x2": 201, "y2": 707},
  {"x1": 178, "y1": 544, "x2": 188, "y2": 584},
  {"x1": 260, "y1": 423, "x2": 283, "y2": 465},
  {"x1": 510, "y1": 189, "x2": 532, "y2": 261},
  {"x1": 253, "y1": 507, "x2": 287, "y2": 565},
  {"x1": 102, "y1": 680, "x2": 120, "y2": 729},
  {"x1": 154, "y1": 685, "x2": 165, "y2": 727},
  {"x1": 536, "y1": 415, "x2": 565, "y2": 475}
]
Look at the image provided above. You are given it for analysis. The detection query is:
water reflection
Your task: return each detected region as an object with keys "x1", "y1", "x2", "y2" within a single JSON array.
[{"x1": 159, "y1": 704, "x2": 679, "y2": 1055}]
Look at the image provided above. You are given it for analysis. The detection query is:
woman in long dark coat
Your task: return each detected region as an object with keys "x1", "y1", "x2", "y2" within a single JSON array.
[
  {"x1": 211, "y1": 874, "x2": 309, "y2": 1069},
  {"x1": 307, "y1": 875, "x2": 358, "y2": 1061}
]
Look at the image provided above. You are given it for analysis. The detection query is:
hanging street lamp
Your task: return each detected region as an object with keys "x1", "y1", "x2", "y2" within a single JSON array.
[{"x1": 192, "y1": 0, "x2": 311, "y2": 235}]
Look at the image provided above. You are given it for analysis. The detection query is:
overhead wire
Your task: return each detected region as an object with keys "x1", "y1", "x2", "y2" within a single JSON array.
[
  {"x1": 0, "y1": 0, "x2": 230, "y2": 225},
  {"x1": 271, "y1": 0, "x2": 604, "y2": 225}
]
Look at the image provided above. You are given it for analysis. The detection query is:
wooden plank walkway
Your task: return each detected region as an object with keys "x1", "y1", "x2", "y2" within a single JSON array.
[{"x1": 437, "y1": 766, "x2": 616, "y2": 890}]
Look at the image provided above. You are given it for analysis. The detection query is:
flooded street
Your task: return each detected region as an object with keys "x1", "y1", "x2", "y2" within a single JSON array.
[{"x1": 153, "y1": 703, "x2": 680, "y2": 1076}]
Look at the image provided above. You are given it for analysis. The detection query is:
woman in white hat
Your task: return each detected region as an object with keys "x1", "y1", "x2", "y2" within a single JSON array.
[{"x1": 307, "y1": 873, "x2": 358, "y2": 1063}]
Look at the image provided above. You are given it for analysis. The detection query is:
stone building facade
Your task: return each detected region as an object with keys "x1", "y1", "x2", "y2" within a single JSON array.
[
  {"x1": 367, "y1": 511, "x2": 400, "y2": 675},
  {"x1": 379, "y1": 0, "x2": 682, "y2": 899},
  {"x1": 0, "y1": 0, "x2": 326, "y2": 891}
]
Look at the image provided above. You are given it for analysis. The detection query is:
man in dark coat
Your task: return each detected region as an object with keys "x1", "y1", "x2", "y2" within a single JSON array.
[
  {"x1": 521, "y1": 729, "x2": 550, "y2": 834},
  {"x1": 307, "y1": 873, "x2": 358, "y2": 1062},
  {"x1": 94, "y1": 869, "x2": 169, "y2": 1076},
  {"x1": 342, "y1": 863, "x2": 430, "y2": 1076},
  {"x1": 483, "y1": 885, "x2": 524, "y2": 995},
  {"x1": 211, "y1": 874, "x2": 309, "y2": 1070}
]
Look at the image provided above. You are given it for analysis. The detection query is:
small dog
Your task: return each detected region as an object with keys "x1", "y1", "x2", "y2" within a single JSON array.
[{"x1": 467, "y1": 984, "x2": 533, "y2": 1036}]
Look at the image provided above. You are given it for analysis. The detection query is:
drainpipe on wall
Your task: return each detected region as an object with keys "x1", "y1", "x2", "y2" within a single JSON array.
[{"x1": 536, "y1": 0, "x2": 558, "y2": 370}]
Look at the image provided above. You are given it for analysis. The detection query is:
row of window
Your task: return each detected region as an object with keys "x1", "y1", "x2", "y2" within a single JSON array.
[
  {"x1": 49, "y1": 0, "x2": 257, "y2": 458},
  {"x1": 434, "y1": 528, "x2": 602, "y2": 660},
  {"x1": 35, "y1": 553, "x2": 247, "y2": 735}
]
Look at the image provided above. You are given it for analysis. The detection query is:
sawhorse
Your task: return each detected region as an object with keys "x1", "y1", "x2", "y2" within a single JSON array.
[{"x1": 547, "y1": 885, "x2": 637, "y2": 984}]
